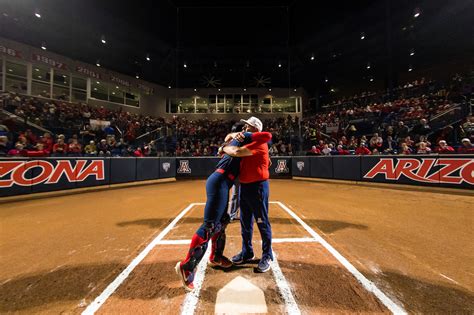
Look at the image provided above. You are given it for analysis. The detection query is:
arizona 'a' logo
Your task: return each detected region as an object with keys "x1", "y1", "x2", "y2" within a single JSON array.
[
  {"x1": 297, "y1": 161, "x2": 305, "y2": 171},
  {"x1": 177, "y1": 160, "x2": 192, "y2": 173},
  {"x1": 162, "y1": 162, "x2": 171, "y2": 172},
  {"x1": 275, "y1": 160, "x2": 289, "y2": 173}
]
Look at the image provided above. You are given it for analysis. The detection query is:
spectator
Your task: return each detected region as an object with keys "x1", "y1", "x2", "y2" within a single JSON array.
[
  {"x1": 307, "y1": 145, "x2": 321, "y2": 156},
  {"x1": 321, "y1": 144, "x2": 331, "y2": 155},
  {"x1": 8, "y1": 142, "x2": 25, "y2": 157},
  {"x1": 416, "y1": 142, "x2": 432, "y2": 154},
  {"x1": 435, "y1": 140, "x2": 455, "y2": 154},
  {"x1": 68, "y1": 139, "x2": 82, "y2": 157},
  {"x1": 336, "y1": 144, "x2": 350, "y2": 155},
  {"x1": 400, "y1": 142, "x2": 412, "y2": 155},
  {"x1": 355, "y1": 142, "x2": 371, "y2": 155},
  {"x1": 412, "y1": 118, "x2": 431, "y2": 140},
  {"x1": 0, "y1": 135, "x2": 9, "y2": 156},
  {"x1": 369, "y1": 133, "x2": 383, "y2": 151},
  {"x1": 457, "y1": 138, "x2": 474, "y2": 154},
  {"x1": 26, "y1": 143, "x2": 49, "y2": 157},
  {"x1": 396, "y1": 121, "x2": 409, "y2": 140},
  {"x1": 84, "y1": 140, "x2": 97, "y2": 156},
  {"x1": 52, "y1": 138, "x2": 68, "y2": 156},
  {"x1": 97, "y1": 139, "x2": 111, "y2": 156}
]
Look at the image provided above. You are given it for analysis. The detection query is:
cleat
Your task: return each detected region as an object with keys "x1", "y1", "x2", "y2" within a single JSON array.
[
  {"x1": 231, "y1": 252, "x2": 255, "y2": 265},
  {"x1": 209, "y1": 256, "x2": 233, "y2": 269},
  {"x1": 256, "y1": 257, "x2": 272, "y2": 273},
  {"x1": 175, "y1": 262, "x2": 194, "y2": 292}
]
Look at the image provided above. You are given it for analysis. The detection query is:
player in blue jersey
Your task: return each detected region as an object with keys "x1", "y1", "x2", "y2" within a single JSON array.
[{"x1": 175, "y1": 125, "x2": 271, "y2": 291}]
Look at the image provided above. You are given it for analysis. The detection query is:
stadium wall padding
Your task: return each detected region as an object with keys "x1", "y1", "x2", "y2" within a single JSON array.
[{"x1": 0, "y1": 155, "x2": 472, "y2": 197}]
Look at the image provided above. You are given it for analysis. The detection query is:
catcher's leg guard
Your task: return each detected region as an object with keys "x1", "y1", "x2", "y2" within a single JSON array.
[{"x1": 181, "y1": 222, "x2": 213, "y2": 272}]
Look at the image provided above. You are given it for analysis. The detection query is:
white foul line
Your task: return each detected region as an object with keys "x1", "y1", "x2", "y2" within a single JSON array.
[
  {"x1": 270, "y1": 251, "x2": 301, "y2": 315},
  {"x1": 82, "y1": 203, "x2": 199, "y2": 315},
  {"x1": 274, "y1": 201, "x2": 407, "y2": 315},
  {"x1": 180, "y1": 245, "x2": 211, "y2": 315}
]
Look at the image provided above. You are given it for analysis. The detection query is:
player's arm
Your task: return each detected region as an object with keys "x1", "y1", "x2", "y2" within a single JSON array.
[{"x1": 222, "y1": 144, "x2": 254, "y2": 157}]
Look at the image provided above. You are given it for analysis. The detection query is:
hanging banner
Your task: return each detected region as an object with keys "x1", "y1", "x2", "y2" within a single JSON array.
[
  {"x1": 32, "y1": 53, "x2": 68, "y2": 70},
  {"x1": 76, "y1": 66, "x2": 102, "y2": 79},
  {"x1": 0, "y1": 45, "x2": 22, "y2": 58}
]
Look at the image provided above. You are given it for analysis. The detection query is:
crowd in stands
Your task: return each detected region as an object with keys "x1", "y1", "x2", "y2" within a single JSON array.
[{"x1": 0, "y1": 74, "x2": 472, "y2": 158}]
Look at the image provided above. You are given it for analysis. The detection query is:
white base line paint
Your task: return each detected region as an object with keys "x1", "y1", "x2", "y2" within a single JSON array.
[
  {"x1": 274, "y1": 201, "x2": 407, "y2": 315},
  {"x1": 159, "y1": 237, "x2": 318, "y2": 245},
  {"x1": 439, "y1": 273, "x2": 460, "y2": 285},
  {"x1": 82, "y1": 203, "x2": 199, "y2": 315},
  {"x1": 181, "y1": 245, "x2": 211, "y2": 315},
  {"x1": 270, "y1": 250, "x2": 301, "y2": 315}
]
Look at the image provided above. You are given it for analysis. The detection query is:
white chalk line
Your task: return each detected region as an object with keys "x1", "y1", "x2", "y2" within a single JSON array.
[
  {"x1": 439, "y1": 273, "x2": 460, "y2": 285},
  {"x1": 81, "y1": 203, "x2": 199, "y2": 315},
  {"x1": 159, "y1": 237, "x2": 318, "y2": 245},
  {"x1": 274, "y1": 201, "x2": 407, "y2": 315},
  {"x1": 270, "y1": 250, "x2": 302, "y2": 315},
  {"x1": 180, "y1": 245, "x2": 211, "y2": 315}
]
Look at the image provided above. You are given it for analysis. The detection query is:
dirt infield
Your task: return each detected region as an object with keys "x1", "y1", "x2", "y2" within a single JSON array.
[{"x1": 1, "y1": 179, "x2": 473, "y2": 313}]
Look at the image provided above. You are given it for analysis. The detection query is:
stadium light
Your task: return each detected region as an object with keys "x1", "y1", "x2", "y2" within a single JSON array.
[
  {"x1": 101, "y1": 35, "x2": 106, "y2": 44},
  {"x1": 168, "y1": 85, "x2": 172, "y2": 89},
  {"x1": 96, "y1": 60, "x2": 101, "y2": 67},
  {"x1": 408, "y1": 65, "x2": 413, "y2": 72},
  {"x1": 146, "y1": 53, "x2": 150, "y2": 61},
  {"x1": 34, "y1": 9, "x2": 41, "y2": 18},
  {"x1": 269, "y1": 88, "x2": 272, "y2": 91},
  {"x1": 294, "y1": 88, "x2": 297, "y2": 92},
  {"x1": 218, "y1": 88, "x2": 221, "y2": 91},
  {"x1": 278, "y1": 61, "x2": 282, "y2": 68},
  {"x1": 310, "y1": 53, "x2": 315, "y2": 61},
  {"x1": 410, "y1": 48, "x2": 415, "y2": 56},
  {"x1": 194, "y1": 88, "x2": 197, "y2": 92},
  {"x1": 370, "y1": 78, "x2": 374, "y2": 82},
  {"x1": 360, "y1": 32, "x2": 365, "y2": 40},
  {"x1": 414, "y1": 8, "x2": 421, "y2": 18},
  {"x1": 366, "y1": 62, "x2": 371, "y2": 69},
  {"x1": 243, "y1": 88, "x2": 247, "y2": 91},
  {"x1": 325, "y1": 77, "x2": 329, "y2": 83},
  {"x1": 183, "y1": 62, "x2": 187, "y2": 68},
  {"x1": 41, "y1": 42, "x2": 46, "y2": 50},
  {"x1": 135, "y1": 74, "x2": 139, "y2": 79}
]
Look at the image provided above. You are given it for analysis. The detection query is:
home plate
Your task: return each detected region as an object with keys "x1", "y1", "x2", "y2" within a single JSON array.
[{"x1": 215, "y1": 276, "x2": 268, "y2": 314}]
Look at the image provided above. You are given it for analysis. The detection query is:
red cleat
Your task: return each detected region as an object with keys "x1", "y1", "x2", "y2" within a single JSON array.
[{"x1": 175, "y1": 262, "x2": 194, "y2": 292}]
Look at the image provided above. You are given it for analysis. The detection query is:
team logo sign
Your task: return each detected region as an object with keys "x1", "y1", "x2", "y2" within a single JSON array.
[
  {"x1": 0, "y1": 160, "x2": 104, "y2": 187},
  {"x1": 275, "y1": 160, "x2": 289, "y2": 173},
  {"x1": 162, "y1": 162, "x2": 171, "y2": 172},
  {"x1": 364, "y1": 158, "x2": 474, "y2": 185},
  {"x1": 177, "y1": 160, "x2": 192, "y2": 174},
  {"x1": 297, "y1": 161, "x2": 305, "y2": 171}
]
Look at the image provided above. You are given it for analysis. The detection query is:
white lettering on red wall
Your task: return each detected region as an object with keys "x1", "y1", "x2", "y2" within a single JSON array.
[
  {"x1": 364, "y1": 158, "x2": 474, "y2": 185},
  {"x1": 0, "y1": 160, "x2": 105, "y2": 187},
  {"x1": 76, "y1": 66, "x2": 101, "y2": 79},
  {"x1": 32, "y1": 54, "x2": 68, "y2": 70},
  {"x1": 0, "y1": 45, "x2": 22, "y2": 58}
]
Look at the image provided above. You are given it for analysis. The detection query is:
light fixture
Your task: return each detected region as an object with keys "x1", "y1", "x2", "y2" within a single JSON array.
[
  {"x1": 310, "y1": 53, "x2": 315, "y2": 61},
  {"x1": 96, "y1": 60, "x2": 101, "y2": 67},
  {"x1": 325, "y1": 77, "x2": 329, "y2": 83},
  {"x1": 269, "y1": 88, "x2": 272, "y2": 92},
  {"x1": 294, "y1": 88, "x2": 297, "y2": 92},
  {"x1": 408, "y1": 65, "x2": 413, "y2": 72},
  {"x1": 414, "y1": 8, "x2": 421, "y2": 18},
  {"x1": 367, "y1": 62, "x2": 371, "y2": 69},
  {"x1": 360, "y1": 32, "x2": 365, "y2": 40},
  {"x1": 41, "y1": 42, "x2": 47, "y2": 50},
  {"x1": 168, "y1": 85, "x2": 172, "y2": 89},
  {"x1": 243, "y1": 88, "x2": 247, "y2": 91},
  {"x1": 93, "y1": 88, "x2": 97, "y2": 91},
  {"x1": 135, "y1": 74, "x2": 139, "y2": 79},
  {"x1": 370, "y1": 78, "x2": 374, "y2": 82},
  {"x1": 35, "y1": 68, "x2": 39, "y2": 72},
  {"x1": 116, "y1": 86, "x2": 119, "y2": 89},
  {"x1": 101, "y1": 35, "x2": 106, "y2": 44},
  {"x1": 112, "y1": 92, "x2": 115, "y2": 95},
  {"x1": 410, "y1": 48, "x2": 415, "y2": 56},
  {"x1": 183, "y1": 62, "x2": 187, "y2": 68},
  {"x1": 146, "y1": 53, "x2": 150, "y2": 61},
  {"x1": 38, "y1": 76, "x2": 42, "y2": 79},
  {"x1": 218, "y1": 88, "x2": 221, "y2": 91},
  {"x1": 194, "y1": 88, "x2": 197, "y2": 92},
  {"x1": 278, "y1": 61, "x2": 282, "y2": 68},
  {"x1": 34, "y1": 9, "x2": 41, "y2": 18},
  {"x1": 96, "y1": 81, "x2": 100, "y2": 84}
]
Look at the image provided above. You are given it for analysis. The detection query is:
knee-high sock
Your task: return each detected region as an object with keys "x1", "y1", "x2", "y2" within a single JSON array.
[
  {"x1": 181, "y1": 233, "x2": 208, "y2": 272},
  {"x1": 210, "y1": 230, "x2": 226, "y2": 261}
]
